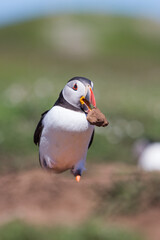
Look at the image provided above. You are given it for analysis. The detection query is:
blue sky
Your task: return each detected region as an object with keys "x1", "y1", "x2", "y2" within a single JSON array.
[{"x1": 0, "y1": 0, "x2": 160, "y2": 26}]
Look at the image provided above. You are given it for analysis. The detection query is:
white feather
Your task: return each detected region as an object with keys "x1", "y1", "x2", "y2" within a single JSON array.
[{"x1": 39, "y1": 106, "x2": 94, "y2": 173}]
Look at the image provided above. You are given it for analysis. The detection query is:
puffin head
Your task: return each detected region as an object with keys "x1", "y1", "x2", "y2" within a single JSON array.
[{"x1": 62, "y1": 76, "x2": 96, "y2": 113}]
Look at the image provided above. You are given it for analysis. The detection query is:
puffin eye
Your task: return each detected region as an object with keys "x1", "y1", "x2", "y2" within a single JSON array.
[{"x1": 73, "y1": 83, "x2": 78, "y2": 91}]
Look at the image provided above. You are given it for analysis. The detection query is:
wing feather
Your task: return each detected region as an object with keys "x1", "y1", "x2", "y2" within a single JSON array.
[
  {"x1": 33, "y1": 110, "x2": 48, "y2": 145},
  {"x1": 88, "y1": 129, "x2": 95, "y2": 149}
]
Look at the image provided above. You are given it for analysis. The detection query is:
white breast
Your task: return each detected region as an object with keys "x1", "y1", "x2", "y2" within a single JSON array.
[{"x1": 39, "y1": 106, "x2": 94, "y2": 172}]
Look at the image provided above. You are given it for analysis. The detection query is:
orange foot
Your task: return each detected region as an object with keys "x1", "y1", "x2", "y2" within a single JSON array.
[{"x1": 75, "y1": 175, "x2": 81, "y2": 182}]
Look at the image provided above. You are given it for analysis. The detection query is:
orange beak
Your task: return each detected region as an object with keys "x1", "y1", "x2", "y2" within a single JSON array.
[
  {"x1": 75, "y1": 175, "x2": 81, "y2": 182},
  {"x1": 80, "y1": 86, "x2": 96, "y2": 113},
  {"x1": 89, "y1": 87, "x2": 96, "y2": 109}
]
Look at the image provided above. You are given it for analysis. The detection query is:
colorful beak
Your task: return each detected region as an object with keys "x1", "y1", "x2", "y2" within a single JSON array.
[
  {"x1": 80, "y1": 86, "x2": 96, "y2": 113},
  {"x1": 89, "y1": 87, "x2": 96, "y2": 109}
]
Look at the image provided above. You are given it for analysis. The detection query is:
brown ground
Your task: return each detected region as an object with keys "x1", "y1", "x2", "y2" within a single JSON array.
[{"x1": 0, "y1": 163, "x2": 160, "y2": 240}]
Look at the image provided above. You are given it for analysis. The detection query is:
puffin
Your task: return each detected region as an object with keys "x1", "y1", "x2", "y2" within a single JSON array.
[{"x1": 34, "y1": 76, "x2": 96, "y2": 182}]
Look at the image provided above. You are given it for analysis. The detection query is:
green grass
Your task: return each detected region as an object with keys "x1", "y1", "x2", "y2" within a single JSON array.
[
  {"x1": 0, "y1": 220, "x2": 144, "y2": 240},
  {"x1": 0, "y1": 14, "x2": 160, "y2": 170}
]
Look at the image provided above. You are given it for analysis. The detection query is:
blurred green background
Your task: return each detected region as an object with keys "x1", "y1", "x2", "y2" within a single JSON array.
[
  {"x1": 0, "y1": 14, "x2": 160, "y2": 170},
  {"x1": 0, "y1": 9, "x2": 160, "y2": 240}
]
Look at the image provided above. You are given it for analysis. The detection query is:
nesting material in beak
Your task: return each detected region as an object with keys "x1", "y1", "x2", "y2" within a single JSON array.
[
  {"x1": 75, "y1": 175, "x2": 81, "y2": 182},
  {"x1": 87, "y1": 107, "x2": 109, "y2": 127},
  {"x1": 80, "y1": 96, "x2": 92, "y2": 111}
]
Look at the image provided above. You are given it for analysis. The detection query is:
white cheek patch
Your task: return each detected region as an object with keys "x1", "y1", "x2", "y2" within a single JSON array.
[
  {"x1": 62, "y1": 82, "x2": 85, "y2": 109},
  {"x1": 63, "y1": 87, "x2": 79, "y2": 108}
]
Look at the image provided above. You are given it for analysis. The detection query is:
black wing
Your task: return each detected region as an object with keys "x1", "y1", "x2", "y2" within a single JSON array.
[
  {"x1": 88, "y1": 129, "x2": 95, "y2": 149},
  {"x1": 33, "y1": 110, "x2": 49, "y2": 145}
]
